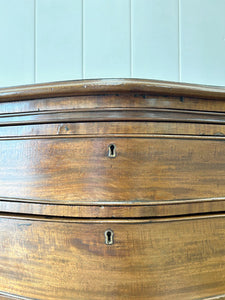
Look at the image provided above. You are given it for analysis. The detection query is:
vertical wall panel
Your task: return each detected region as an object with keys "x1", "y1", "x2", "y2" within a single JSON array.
[
  {"x1": 132, "y1": 0, "x2": 179, "y2": 81},
  {"x1": 83, "y1": 0, "x2": 130, "y2": 79},
  {"x1": 36, "y1": 0, "x2": 82, "y2": 83},
  {"x1": 180, "y1": 0, "x2": 225, "y2": 86},
  {"x1": 0, "y1": 0, "x2": 34, "y2": 87}
]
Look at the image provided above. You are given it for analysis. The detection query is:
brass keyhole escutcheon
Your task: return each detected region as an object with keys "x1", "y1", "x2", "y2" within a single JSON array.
[
  {"x1": 105, "y1": 229, "x2": 114, "y2": 245},
  {"x1": 108, "y1": 144, "x2": 116, "y2": 158}
]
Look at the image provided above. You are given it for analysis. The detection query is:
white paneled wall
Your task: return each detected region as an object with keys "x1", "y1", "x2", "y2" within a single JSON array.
[
  {"x1": 180, "y1": 0, "x2": 225, "y2": 86},
  {"x1": 36, "y1": 0, "x2": 83, "y2": 82},
  {"x1": 84, "y1": 0, "x2": 131, "y2": 78},
  {"x1": 0, "y1": 0, "x2": 34, "y2": 87},
  {"x1": 0, "y1": 0, "x2": 224, "y2": 87},
  {"x1": 132, "y1": 0, "x2": 179, "y2": 81}
]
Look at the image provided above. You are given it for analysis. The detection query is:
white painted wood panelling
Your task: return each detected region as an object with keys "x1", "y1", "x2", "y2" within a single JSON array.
[
  {"x1": 180, "y1": 0, "x2": 225, "y2": 86},
  {"x1": 83, "y1": 0, "x2": 131, "y2": 78},
  {"x1": 36, "y1": 0, "x2": 82, "y2": 82},
  {"x1": 0, "y1": 0, "x2": 34, "y2": 87},
  {"x1": 0, "y1": 0, "x2": 224, "y2": 87},
  {"x1": 132, "y1": 0, "x2": 179, "y2": 81}
]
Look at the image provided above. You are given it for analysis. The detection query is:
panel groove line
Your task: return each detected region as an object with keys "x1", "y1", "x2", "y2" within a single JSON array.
[
  {"x1": 0, "y1": 0, "x2": 35, "y2": 88},
  {"x1": 1, "y1": 0, "x2": 225, "y2": 87},
  {"x1": 132, "y1": 0, "x2": 179, "y2": 81},
  {"x1": 36, "y1": 0, "x2": 82, "y2": 83},
  {"x1": 180, "y1": 0, "x2": 225, "y2": 86},
  {"x1": 83, "y1": 0, "x2": 131, "y2": 78}
]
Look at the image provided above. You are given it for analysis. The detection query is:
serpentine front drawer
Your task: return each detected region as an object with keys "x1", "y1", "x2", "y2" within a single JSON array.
[
  {"x1": 0, "y1": 79, "x2": 225, "y2": 299},
  {"x1": 0, "y1": 214, "x2": 225, "y2": 300}
]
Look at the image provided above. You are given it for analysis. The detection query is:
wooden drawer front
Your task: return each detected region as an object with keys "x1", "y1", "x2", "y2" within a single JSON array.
[
  {"x1": 0, "y1": 137, "x2": 225, "y2": 204},
  {"x1": 0, "y1": 215, "x2": 225, "y2": 300}
]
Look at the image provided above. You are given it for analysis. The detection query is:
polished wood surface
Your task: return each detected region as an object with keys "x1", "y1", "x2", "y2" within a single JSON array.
[
  {"x1": 0, "y1": 79, "x2": 225, "y2": 299},
  {"x1": 0, "y1": 137, "x2": 225, "y2": 214},
  {"x1": 0, "y1": 214, "x2": 225, "y2": 300},
  {"x1": 0, "y1": 78, "x2": 225, "y2": 101}
]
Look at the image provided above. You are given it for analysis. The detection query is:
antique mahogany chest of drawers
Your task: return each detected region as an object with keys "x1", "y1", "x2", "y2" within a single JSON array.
[{"x1": 0, "y1": 79, "x2": 225, "y2": 300}]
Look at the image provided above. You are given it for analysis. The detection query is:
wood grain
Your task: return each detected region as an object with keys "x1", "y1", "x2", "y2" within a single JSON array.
[
  {"x1": 1, "y1": 122, "x2": 225, "y2": 138},
  {"x1": 0, "y1": 137, "x2": 225, "y2": 212},
  {"x1": 0, "y1": 214, "x2": 225, "y2": 300},
  {"x1": 2, "y1": 108, "x2": 225, "y2": 126},
  {"x1": 2, "y1": 94, "x2": 225, "y2": 115},
  {"x1": 0, "y1": 197, "x2": 225, "y2": 218},
  {"x1": 0, "y1": 79, "x2": 225, "y2": 299},
  {"x1": 0, "y1": 78, "x2": 225, "y2": 102}
]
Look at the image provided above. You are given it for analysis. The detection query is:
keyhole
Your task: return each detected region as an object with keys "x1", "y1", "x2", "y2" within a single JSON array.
[
  {"x1": 108, "y1": 144, "x2": 116, "y2": 158},
  {"x1": 105, "y1": 229, "x2": 114, "y2": 245}
]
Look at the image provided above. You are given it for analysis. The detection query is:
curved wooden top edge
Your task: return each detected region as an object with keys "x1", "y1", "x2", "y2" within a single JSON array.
[{"x1": 0, "y1": 78, "x2": 225, "y2": 102}]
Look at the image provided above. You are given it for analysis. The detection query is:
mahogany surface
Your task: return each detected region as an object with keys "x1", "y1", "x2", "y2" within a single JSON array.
[
  {"x1": 0, "y1": 214, "x2": 225, "y2": 300},
  {"x1": 0, "y1": 79, "x2": 225, "y2": 299}
]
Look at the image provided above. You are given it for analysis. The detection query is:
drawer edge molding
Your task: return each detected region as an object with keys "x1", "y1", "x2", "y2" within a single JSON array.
[
  {"x1": 0, "y1": 291, "x2": 34, "y2": 300},
  {"x1": 1, "y1": 108, "x2": 225, "y2": 126},
  {"x1": 198, "y1": 295, "x2": 225, "y2": 300},
  {"x1": 0, "y1": 197, "x2": 225, "y2": 218}
]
